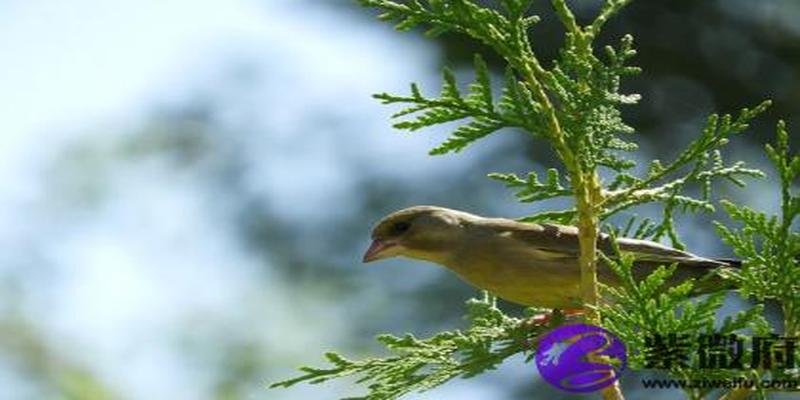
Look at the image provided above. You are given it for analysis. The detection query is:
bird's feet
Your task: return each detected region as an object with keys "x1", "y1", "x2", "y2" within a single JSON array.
[
  {"x1": 520, "y1": 308, "x2": 585, "y2": 349},
  {"x1": 525, "y1": 308, "x2": 584, "y2": 327}
]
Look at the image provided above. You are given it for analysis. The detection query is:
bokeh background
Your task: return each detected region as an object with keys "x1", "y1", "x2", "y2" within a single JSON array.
[{"x1": 1, "y1": 1, "x2": 798, "y2": 399}]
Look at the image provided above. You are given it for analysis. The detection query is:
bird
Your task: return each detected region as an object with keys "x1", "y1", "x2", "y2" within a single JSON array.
[{"x1": 363, "y1": 205, "x2": 738, "y2": 310}]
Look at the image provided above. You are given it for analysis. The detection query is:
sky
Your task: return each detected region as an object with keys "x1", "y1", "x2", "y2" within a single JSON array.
[
  {"x1": 0, "y1": 0, "x2": 529, "y2": 399},
  {"x1": 0, "y1": 1, "x2": 440, "y2": 399}
]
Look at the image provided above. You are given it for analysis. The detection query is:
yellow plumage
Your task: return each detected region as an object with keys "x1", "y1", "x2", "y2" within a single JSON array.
[{"x1": 363, "y1": 206, "x2": 735, "y2": 309}]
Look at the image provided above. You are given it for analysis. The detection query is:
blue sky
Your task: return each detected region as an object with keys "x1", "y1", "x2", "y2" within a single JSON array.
[{"x1": 0, "y1": 1, "x2": 523, "y2": 398}]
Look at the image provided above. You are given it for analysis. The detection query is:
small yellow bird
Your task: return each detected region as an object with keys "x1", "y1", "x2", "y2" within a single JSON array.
[{"x1": 363, "y1": 206, "x2": 737, "y2": 310}]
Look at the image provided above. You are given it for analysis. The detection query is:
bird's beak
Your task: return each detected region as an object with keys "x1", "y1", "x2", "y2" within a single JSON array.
[{"x1": 362, "y1": 239, "x2": 399, "y2": 263}]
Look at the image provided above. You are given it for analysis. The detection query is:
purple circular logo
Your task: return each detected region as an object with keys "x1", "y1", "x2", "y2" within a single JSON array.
[{"x1": 534, "y1": 323, "x2": 626, "y2": 393}]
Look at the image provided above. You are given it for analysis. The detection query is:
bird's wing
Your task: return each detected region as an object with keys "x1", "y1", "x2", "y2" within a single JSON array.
[
  {"x1": 480, "y1": 219, "x2": 580, "y2": 258},
  {"x1": 614, "y1": 237, "x2": 726, "y2": 266},
  {"x1": 483, "y1": 218, "x2": 727, "y2": 267}
]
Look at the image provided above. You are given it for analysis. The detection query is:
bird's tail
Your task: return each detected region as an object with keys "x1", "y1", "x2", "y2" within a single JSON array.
[
  {"x1": 714, "y1": 258, "x2": 742, "y2": 268},
  {"x1": 689, "y1": 258, "x2": 742, "y2": 294}
]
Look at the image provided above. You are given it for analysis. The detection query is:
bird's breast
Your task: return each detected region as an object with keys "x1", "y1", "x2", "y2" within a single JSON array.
[{"x1": 444, "y1": 239, "x2": 583, "y2": 308}]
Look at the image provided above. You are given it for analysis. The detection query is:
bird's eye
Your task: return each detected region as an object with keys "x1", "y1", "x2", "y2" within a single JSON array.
[{"x1": 393, "y1": 221, "x2": 411, "y2": 233}]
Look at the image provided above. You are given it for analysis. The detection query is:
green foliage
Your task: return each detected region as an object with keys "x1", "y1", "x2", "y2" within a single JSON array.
[
  {"x1": 598, "y1": 243, "x2": 770, "y2": 400},
  {"x1": 488, "y1": 168, "x2": 577, "y2": 223},
  {"x1": 488, "y1": 168, "x2": 571, "y2": 203},
  {"x1": 366, "y1": 0, "x2": 643, "y2": 166},
  {"x1": 360, "y1": 0, "x2": 540, "y2": 53},
  {"x1": 600, "y1": 103, "x2": 769, "y2": 250},
  {"x1": 714, "y1": 122, "x2": 800, "y2": 335},
  {"x1": 600, "y1": 123, "x2": 800, "y2": 398},
  {"x1": 271, "y1": 1, "x2": 788, "y2": 399},
  {"x1": 374, "y1": 55, "x2": 514, "y2": 155},
  {"x1": 270, "y1": 293, "x2": 548, "y2": 399}
]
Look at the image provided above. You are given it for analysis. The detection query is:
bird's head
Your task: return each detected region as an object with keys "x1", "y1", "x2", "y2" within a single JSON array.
[{"x1": 362, "y1": 206, "x2": 473, "y2": 264}]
